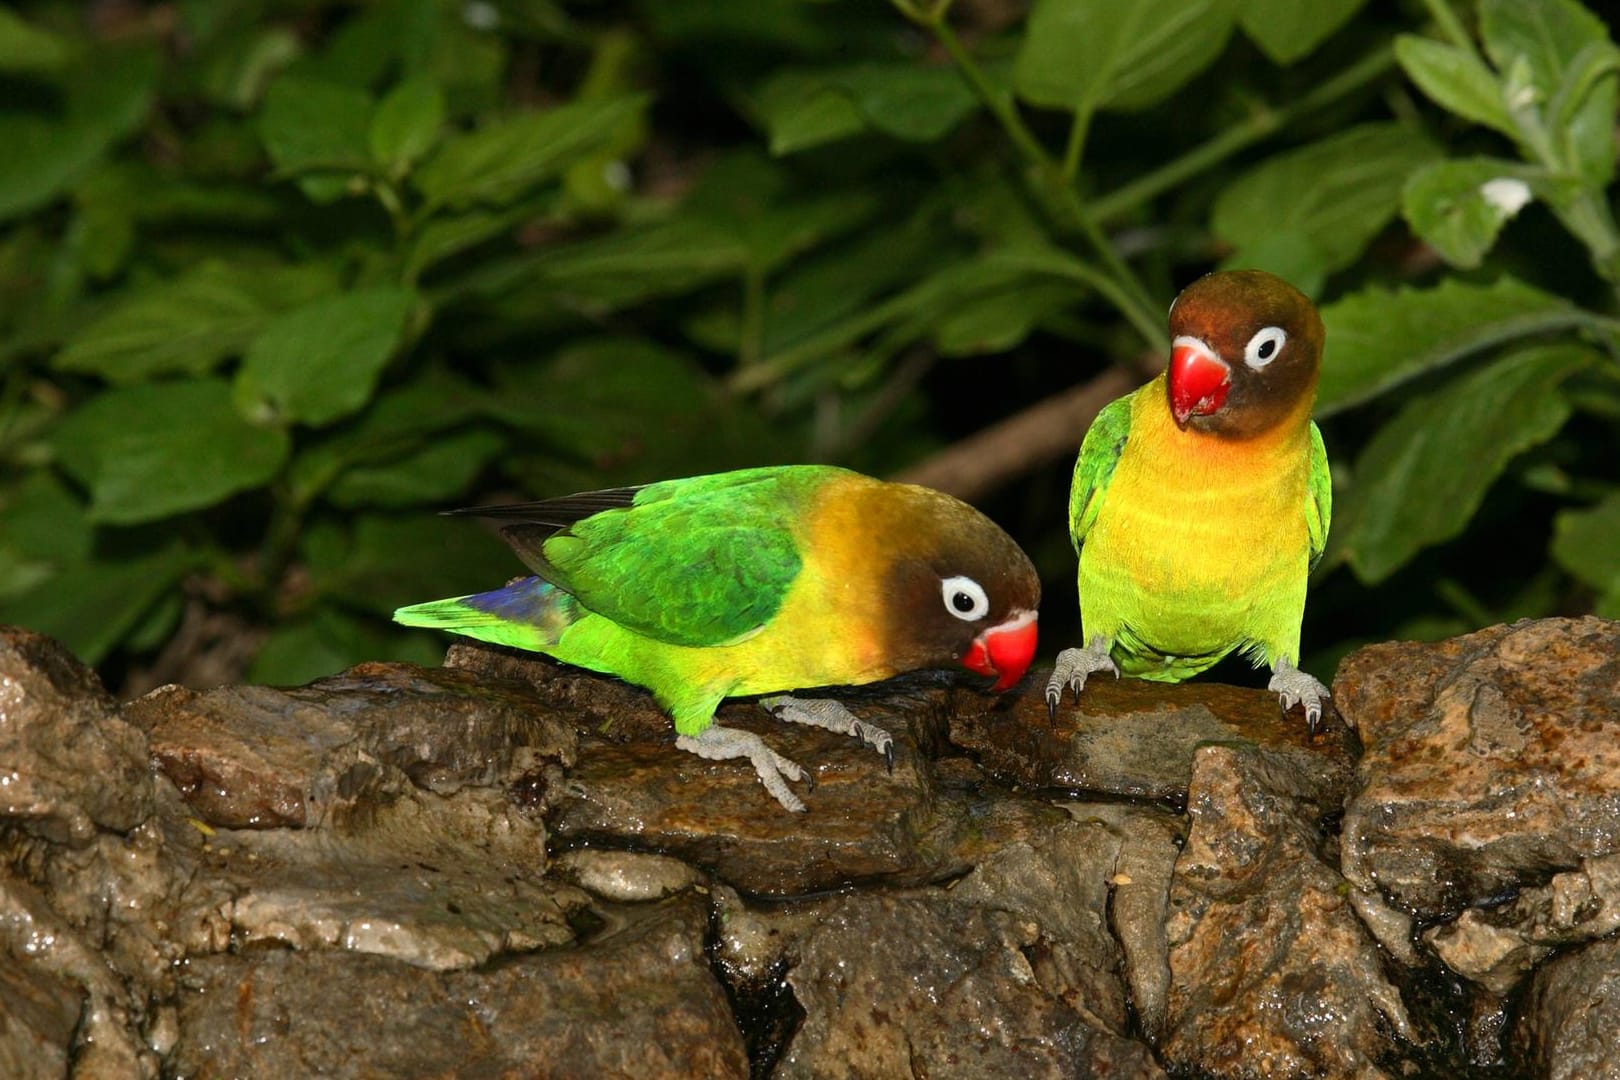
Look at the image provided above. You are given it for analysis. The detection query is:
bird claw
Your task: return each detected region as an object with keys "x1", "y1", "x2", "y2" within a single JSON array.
[
  {"x1": 1268, "y1": 660, "x2": 1329, "y2": 735},
  {"x1": 1045, "y1": 636, "x2": 1119, "y2": 718},
  {"x1": 676, "y1": 725, "x2": 808, "y2": 812},
  {"x1": 761, "y1": 695, "x2": 895, "y2": 770}
]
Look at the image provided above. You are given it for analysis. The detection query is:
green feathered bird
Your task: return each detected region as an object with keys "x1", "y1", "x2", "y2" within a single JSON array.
[
  {"x1": 1047, "y1": 269, "x2": 1332, "y2": 727},
  {"x1": 396, "y1": 465, "x2": 1041, "y2": 810}
]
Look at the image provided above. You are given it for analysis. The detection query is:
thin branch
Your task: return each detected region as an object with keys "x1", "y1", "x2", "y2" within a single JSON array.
[{"x1": 1090, "y1": 45, "x2": 1399, "y2": 225}]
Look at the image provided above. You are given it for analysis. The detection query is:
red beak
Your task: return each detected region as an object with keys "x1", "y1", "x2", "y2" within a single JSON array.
[
  {"x1": 1168, "y1": 337, "x2": 1230, "y2": 428},
  {"x1": 961, "y1": 610, "x2": 1038, "y2": 692}
]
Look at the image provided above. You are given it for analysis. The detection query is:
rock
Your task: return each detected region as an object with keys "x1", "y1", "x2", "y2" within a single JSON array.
[
  {"x1": 126, "y1": 661, "x2": 576, "y2": 831},
  {"x1": 168, "y1": 890, "x2": 748, "y2": 1078},
  {"x1": 552, "y1": 848, "x2": 707, "y2": 902},
  {"x1": 948, "y1": 810, "x2": 1140, "y2": 1037},
  {"x1": 1516, "y1": 934, "x2": 1620, "y2": 1080},
  {"x1": 1085, "y1": 803, "x2": 1182, "y2": 1040},
  {"x1": 11, "y1": 615, "x2": 1617, "y2": 1077},
  {"x1": 0, "y1": 947, "x2": 81, "y2": 1080},
  {"x1": 0, "y1": 627, "x2": 153, "y2": 845},
  {"x1": 0, "y1": 873, "x2": 157, "y2": 1079},
  {"x1": 548, "y1": 692, "x2": 1067, "y2": 895},
  {"x1": 1338, "y1": 618, "x2": 1620, "y2": 976},
  {"x1": 1159, "y1": 743, "x2": 1413, "y2": 1078},
  {"x1": 954, "y1": 674, "x2": 1357, "y2": 809},
  {"x1": 776, "y1": 892, "x2": 1165, "y2": 1079}
]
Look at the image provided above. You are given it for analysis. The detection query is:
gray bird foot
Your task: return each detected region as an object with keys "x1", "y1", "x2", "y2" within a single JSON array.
[
  {"x1": 761, "y1": 695, "x2": 894, "y2": 771},
  {"x1": 676, "y1": 724, "x2": 808, "y2": 812},
  {"x1": 1268, "y1": 658, "x2": 1331, "y2": 734},
  {"x1": 1045, "y1": 635, "x2": 1120, "y2": 717}
]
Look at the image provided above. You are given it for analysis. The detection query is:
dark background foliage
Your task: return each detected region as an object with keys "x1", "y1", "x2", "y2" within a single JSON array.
[{"x1": 1, "y1": 0, "x2": 1617, "y2": 696}]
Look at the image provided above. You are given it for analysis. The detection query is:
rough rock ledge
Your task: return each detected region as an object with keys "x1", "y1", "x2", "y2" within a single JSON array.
[{"x1": 3, "y1": 616, "x2": 1618, "y2": 1078}]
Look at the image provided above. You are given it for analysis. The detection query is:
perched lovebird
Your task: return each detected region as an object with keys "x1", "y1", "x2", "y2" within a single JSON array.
[
  {"x1": 396, "y1": 465, "x2": 1041, "y2": 811},
  {"x1": 1046, "y1": 269, "x2": 1332, "y2": 728}
]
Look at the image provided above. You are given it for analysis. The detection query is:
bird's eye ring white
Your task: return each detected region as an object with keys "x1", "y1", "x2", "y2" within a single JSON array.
[
  {"x1": 940, "y1": 575, "x2": 990, "y2": 622},
  {"x1": 1244, "y1": 326, "x2": 1286, "y2": 368}
]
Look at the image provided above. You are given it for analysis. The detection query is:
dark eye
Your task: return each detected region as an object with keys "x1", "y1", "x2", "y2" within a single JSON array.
[
  {"x1": 940, "y1": 575, "x2": 990, "y2": 622},
  {"x1": 1244, "y1": 326, "x2": 1286, "y2": 368}
]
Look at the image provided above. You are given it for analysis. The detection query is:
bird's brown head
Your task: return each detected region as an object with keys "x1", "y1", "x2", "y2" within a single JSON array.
[
  {"x1": 1164, "y1": 269, "x2": 1324, "y2": 439},
  {"x1": 864, "y1": 483, "x2": 1041, "y2": 692}
]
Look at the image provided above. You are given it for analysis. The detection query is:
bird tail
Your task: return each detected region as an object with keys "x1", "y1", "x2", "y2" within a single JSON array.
[{"x1": 393, "y1": 576, "x2": 580, "y2": 652}]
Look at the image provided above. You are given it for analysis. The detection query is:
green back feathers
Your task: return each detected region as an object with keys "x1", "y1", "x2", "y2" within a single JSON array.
[
  {"x1": 1306, "y1": 421, "x2": 1331, "y2": 571},
  {"x1": 1068, "y1": 392, "x2": 1134, "y2": 549},
  {"x1": 396, "y1": 466, "x2": 852, "y2": 651},
  {"x1": 542, "y1": 467, "x2": 823, "y2": 647}
]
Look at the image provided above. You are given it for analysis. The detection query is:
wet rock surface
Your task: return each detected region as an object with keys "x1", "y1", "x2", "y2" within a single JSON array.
[
  {"x1": 2, "y1": 618, "x2": 1618, "y2": 1077},
  {"x1": 1340, "y1": 618, "x2": 1620, "y2": 977}
]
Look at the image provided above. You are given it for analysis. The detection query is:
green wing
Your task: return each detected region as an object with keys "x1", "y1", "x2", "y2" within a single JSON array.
[
  {"x1": 1069, "y1": 393, "x2": 1135, "y2": 550},
  {"x1": 1306, "y1": 420, "x2": 1331, "y2": 571},
  {"x1": 532, "y1": 466, "x2": 830, "y2": 648}
]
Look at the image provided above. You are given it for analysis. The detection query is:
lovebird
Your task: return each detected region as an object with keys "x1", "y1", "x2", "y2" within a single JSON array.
[
  {"x1": 1046, "y1": 269, "x2": 1332, "y2": 727},
  {"x1": 396, "y1": 465, "x2": 1041, "y2": 811}
]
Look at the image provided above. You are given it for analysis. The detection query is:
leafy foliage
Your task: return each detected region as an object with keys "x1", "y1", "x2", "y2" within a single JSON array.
[{"x1": 0, "y1": 0, "x2": 1616, "y2": 691}]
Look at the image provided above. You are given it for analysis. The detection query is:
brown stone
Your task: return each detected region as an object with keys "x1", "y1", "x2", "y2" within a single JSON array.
[
  {"x1": 954, "y1": 672, "x2": 1358, "y2": 808},
  {"x1": 0, "y1": 627, "x2": 153, "y2": 845},
  {"x1": 1160, "y1": 743, "x2": 1412, "y2": 1078},
  {"x1": 1338, "y1": 618, "x2": 1620, "y2": 967},
  {"x1": 1517, "y1": 933, "x2": 1620, "y2": 1080},
  {"x1": 168, "y1": 891, "x2": 747, "y2": 1078},
  {"x1": 126, "y1": 661, "x2": 576, "y2": 830}
]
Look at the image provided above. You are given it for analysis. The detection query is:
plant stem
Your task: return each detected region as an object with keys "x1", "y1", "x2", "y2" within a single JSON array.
[
  {"x1": 1417, "y1": 0, "x2": 1475, "y2": 52},
  {"x1": 1060, "y1": 103, "x2": 1093, "y2": 186},
  {"x1": 928, "y1": 18, "x2": 1049, "y2": 168},
  {"x1": 923, "y1": 12, "x2": 1165, "y2": 345},
  {"x1": 1090, "y1": 44, "x2": 1398, "y2": 224}
]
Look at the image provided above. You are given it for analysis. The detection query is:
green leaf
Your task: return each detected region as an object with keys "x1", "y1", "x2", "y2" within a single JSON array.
[
  {"x1": 404, "y1": 203, "x2": 538, "y2": 280},
  {"x1": 488, "y1": 338, "x2": 717, "y2": 460},
  {"x1": 54, "y1": 378, "x2": 290, "y2": 524},
  {"x1": 259, "y1": 75, "x2": 374, "y2": 201},
  {"x1": 0, "y1": 540, "x2": 193, "y2": 664},
  {"x1": 0, "y1": 8, "x2": 74, "y2": 73},
  {"x1": 287, "y1": 368, "x2": 487, "y2": 504},
  {"x1": 194, "y1": 26, "x2": 304, "y2": 110},
  {"x1": 931, "y1": 280, "x2": 1074, "y2": 357},
  {"x1": 752, "y1": 62, "x2": 979, "y2": 153},
  {"x1": 1236, "y1": 0, "x2": 1366, "y2": 64},
  {"x1": 327, "y1": 428, "x2": 504, "y2": 508},
  {"x1": 369, "y1": 76, "x2": 445, "y2": 176},
  {"x1": 470, "y1": 216, "x2": 747, "y2": 310},
  {"x1": 1395, "y1": 35, "x2": 1516, "y2": 138},
  {"x1": 0, "y1": 472, "x2": 92, "y2": 598},
  {"x1": 836, "y1": 63, "x2": 981, "y2": 142},
  {"x1": 414, "y1": 94, "x2": 646, "y2": 211},
  {"x1": 1402, "y1": 157, "x2": 1539, "y2": 269},
  {"x1": 1337, "y1": 344, "x2": 1591, "y2": 583},
  {"x1": 54, "y1": 261, "x2": 339, "y2": 383},
  {"x1": 752, "y1": 70, "x2": 867, "y2": 155},
  {"x1": 1316, "y1": 276, "x2": 1596, "y2": 415},
  {"x1": 1481, "y1": 0, "x2": 1620, "y2": 185},
  {"x1": 1552, "y1": 489, "x2": 1620, "y2": 597},
  {"x1": 1213, "y1": 123, "x2": 1439, "y2": 295},
  {"x1": 1014, "y1": 0, "x2": 1235, "y2": 113},
  {"x1": 234, "y1": 288, "x2": 416, "y2": 427},
  {"x1": 0, "y1": 45, "x2": 160, "y2": 222}
]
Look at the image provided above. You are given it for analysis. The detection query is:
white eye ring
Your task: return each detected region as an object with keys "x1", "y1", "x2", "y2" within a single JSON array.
[
  {"x1": 1244, "y1": 326, "x2": 1287, "y2": 368},
  {"x1": 940, "y1": 575, "x2": 990, "y2": 622}
]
